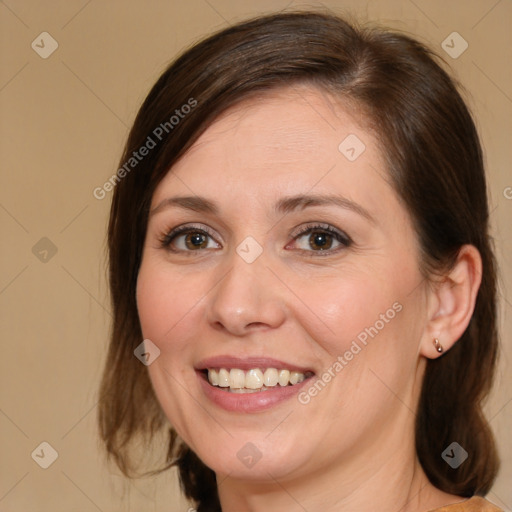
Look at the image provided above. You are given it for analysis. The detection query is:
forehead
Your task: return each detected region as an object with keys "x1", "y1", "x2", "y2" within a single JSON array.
[
  {"x1": 185, "y1": 87, "x2": 372, "y2": 163},
  {"x1": 153, "y1": 86, "x2": 387, "y2": 200}
]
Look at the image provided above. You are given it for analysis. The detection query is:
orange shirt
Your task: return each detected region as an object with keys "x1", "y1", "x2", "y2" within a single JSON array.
[{"x1": 429, "y1": 496, "x2": 503, "y2": 511}]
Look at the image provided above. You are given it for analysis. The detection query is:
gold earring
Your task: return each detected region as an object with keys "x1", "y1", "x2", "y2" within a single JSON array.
[{"x1": 433, "y1": 338, "x2": 443, "y2": 354}]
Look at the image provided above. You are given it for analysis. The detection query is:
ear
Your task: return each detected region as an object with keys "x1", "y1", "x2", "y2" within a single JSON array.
[{"x1": 420, "y1": 245, "x2": 482, "y2": 359}]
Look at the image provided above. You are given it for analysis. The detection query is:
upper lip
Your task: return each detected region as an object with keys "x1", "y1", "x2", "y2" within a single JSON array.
[{"x1": 195, "y1": 355, "x2": 315, "y2": 373}]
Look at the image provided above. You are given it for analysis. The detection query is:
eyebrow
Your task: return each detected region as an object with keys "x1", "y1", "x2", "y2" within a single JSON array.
[{"x1": 150, "y1": 194, "x2": 375, "y2": 223}]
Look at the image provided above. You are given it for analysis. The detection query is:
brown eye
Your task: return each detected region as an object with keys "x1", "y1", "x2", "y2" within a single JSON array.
[
  {"x1": 184, "y1": 232, "x2": 209, "y2": 250},
  {"x1": 308, "y1": 231, "x2": 334, "y2": 250},
  {"x1": 291, "y1": 224, "x2": 352, "y2": 254},
  {"x1": 160, "y1": 226, "x2": 220, "y2": 252}
]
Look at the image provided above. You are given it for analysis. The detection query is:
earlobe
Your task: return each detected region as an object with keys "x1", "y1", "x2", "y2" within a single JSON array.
[{"x1": 420, "y1": 245, "x2": 482, "y2": 359}]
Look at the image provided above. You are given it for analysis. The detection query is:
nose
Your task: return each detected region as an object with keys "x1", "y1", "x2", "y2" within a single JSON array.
[{"x1": 206, "y1": 250, "x2": 287, "y2": 336}]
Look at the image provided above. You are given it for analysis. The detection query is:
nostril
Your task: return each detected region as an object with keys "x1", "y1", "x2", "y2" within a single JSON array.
[{"x1": 246, "y1": 322, "x2": 268, "y2": 329}]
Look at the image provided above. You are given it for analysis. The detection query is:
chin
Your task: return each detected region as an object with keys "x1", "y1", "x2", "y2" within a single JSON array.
[{"x1": 190, "y1": 433, "x2": 312, "y2": 483}]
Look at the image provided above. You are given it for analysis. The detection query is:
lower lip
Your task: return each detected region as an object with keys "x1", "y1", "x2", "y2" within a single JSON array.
[{"x1": 197, "y1": 371, "x2": 311, "y2": 413}]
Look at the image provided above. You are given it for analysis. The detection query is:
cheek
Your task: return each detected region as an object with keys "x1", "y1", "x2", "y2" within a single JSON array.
[
  {"x1": 301, "y1": 271, "x2": 403, "y2": 354},
  {"x1": 135, "y1": 262, "x2": 203, "y2": 435},
  {"x1": 297, "y1": 262, "x2": 424, "y2": 406},
  {"x1": 136, "y1": 261, "x2": 198, "y2": 345},
  {"x1": 300, "y1": 279, "x2": 422, "y2": 429}
]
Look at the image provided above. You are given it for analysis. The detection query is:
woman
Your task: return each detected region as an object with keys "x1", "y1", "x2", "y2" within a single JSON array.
[{"x1": 98, "y1": 11, "x2": 502, "y2": 511}]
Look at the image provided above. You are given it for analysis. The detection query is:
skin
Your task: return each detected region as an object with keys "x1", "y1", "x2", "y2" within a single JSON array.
[{"x1": 136, "y1": 86, "x2": 482, "y2": 511}]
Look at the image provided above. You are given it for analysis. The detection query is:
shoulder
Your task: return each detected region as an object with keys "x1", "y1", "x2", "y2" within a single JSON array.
[{"x1": 429, "y1": 496, "x2": 503, "y2": 511}]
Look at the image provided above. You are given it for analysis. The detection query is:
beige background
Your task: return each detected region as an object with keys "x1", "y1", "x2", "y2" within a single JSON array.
[{"x1": 0, "y1": 1, "x2": 510, "y2": 510}]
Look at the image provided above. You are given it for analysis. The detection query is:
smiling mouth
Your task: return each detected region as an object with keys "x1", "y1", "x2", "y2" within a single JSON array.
[{"x1": 202, "y1": 368, "x2": 315, "y2": 393}]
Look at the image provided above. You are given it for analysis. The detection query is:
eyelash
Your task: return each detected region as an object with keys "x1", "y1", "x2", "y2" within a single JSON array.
[{"x1": 158, "y1": 222, "x2": 352, "y2": 257}]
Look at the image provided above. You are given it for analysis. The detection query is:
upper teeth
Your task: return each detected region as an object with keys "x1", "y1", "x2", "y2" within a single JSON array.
[{"x1": 207, "y1": 368, "x2": 307, "y2": 389}]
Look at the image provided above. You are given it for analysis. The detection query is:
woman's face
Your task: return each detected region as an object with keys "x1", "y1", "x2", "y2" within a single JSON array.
[{"x1": 137, "y1": 87, "x2": 431, "y2": 481}]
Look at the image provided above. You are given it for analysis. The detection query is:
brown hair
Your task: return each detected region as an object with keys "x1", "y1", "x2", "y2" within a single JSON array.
[{"x1": 98, "y1": 11, "x2": 499, "y2": 511}]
